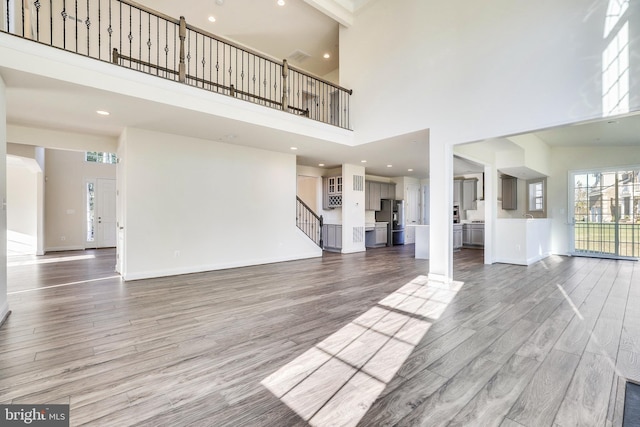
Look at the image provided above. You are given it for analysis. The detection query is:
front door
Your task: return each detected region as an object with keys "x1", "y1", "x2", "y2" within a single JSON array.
[
  {"x1": 571, "y1": 168, "x2": 640, "y2": 258},
  {"x1": 86, "y1": 178, "x2": 117, "y2": 248}
]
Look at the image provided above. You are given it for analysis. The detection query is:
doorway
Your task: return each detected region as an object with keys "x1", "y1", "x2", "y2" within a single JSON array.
[
  {"x1": 86, "y1": 178, "x2": 117, "y2": 248},
  {"x1": 570, "y1": 168, "x2": 640, "y2": 259}
]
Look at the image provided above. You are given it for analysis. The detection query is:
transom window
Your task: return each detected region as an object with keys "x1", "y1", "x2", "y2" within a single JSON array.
[{"x1": 86, "y1": 152, "x2": 117, "y2": 164}]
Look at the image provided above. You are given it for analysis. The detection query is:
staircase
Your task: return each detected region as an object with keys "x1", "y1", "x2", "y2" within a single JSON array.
[{"x1": 296, "y1": 197, "x2": 323, "y2": 247}]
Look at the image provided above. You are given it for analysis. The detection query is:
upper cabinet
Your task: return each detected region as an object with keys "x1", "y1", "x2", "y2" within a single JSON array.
[
  {"x1": 365, "y1": 181, "x2": 396, "y2": 211},
  {"x1": 502, "y1": 175, "x2": 517, "y2": 210},
  {"x1": 453, "y1": 179, "x2": 463, "y2": 205},
  {"x1": 462, "y1": 179, "x2": 478, "y2": 211},
  {"x1": 454, "y1": 178, "x2": 477, "y2": 210},
  {"x1": 323, "y1": 176, "x2": 343, "y2": 209}
]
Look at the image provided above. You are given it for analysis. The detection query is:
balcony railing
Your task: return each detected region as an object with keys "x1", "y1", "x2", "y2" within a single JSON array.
[{"x1": 1, "y1": 0, "x2": 352, "y2": 129}]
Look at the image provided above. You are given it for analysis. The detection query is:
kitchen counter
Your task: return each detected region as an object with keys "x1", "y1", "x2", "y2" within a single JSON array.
[
  {"x1": 495, "y1": 218, "x2": 551, "y2": 265},
  {"x1": 407, "y1": 224, "x2": 429, "y2": 259}
]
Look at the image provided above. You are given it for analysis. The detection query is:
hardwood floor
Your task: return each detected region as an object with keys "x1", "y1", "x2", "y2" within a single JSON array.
[{"x1": 1, "y1": 246, "x2": 639, "y2": 426}]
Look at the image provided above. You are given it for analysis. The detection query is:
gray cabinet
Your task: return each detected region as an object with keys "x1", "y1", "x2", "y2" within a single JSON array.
[
  {"x1": 323, "y1": 176, "x2": 342, "y2": 209},
  {"x1": 453, "y1": 224, "x2": 463, "y2": 249},
  {"x1": 471, "y1": 225, "x2": 484, "y2": 245},
  {"x1": 368, "y1": 181, "x2": 381, "y2": 211},
  {"x1": 463, "y1": 223, "x2": 484, "y2": 247},
  {"x1": 502, "y1": 175, "x2": 517, "y2": 210},
  {"x1": 462, "y1": 179, "x2": 478, "y2": 211},
  {"x1": 462, "y1": 225, "x2": 472, "y2": 245},
  {"x1": 323, "y1": 224, "x2": 342, "y2": 251},
  {"x1": 365, "y1": 181, "x2": 396, "y2": 211},
  {"x1": 453, "y1": 180, "x2": 463, "y2": 205}
]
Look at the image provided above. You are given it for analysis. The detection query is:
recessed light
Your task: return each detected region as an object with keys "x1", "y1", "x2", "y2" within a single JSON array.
[
  {"x1": 323, "y1": 53, "x2": 330, "y2": 59},
  {"x1": 318, "y1": 163, "x2": 325, "y2": 167},
  {"x1": 387, "y1": 164, "x2": 393, "y2": 168},
  {"x1": 208, "y1": 16, "x2": 216, "y2": 22},
  {"x1": 361, "y1": 160, "x2": 367, "y2": 163},
  {"x1": 408, "y1": 168, "x2": 414, "y2": 172},
  {"x1": 96, "y1": 110, "x2": 110, "y2": 116},
  {"x1": 277, "y1": 0, "x2": 285, "y2": 5},
  {"x1": 215, "y1": 0, "x2": 224, "y2": 5},
  {"x1": 290, "y1": 147, "x2": 298, "y2": 150}
]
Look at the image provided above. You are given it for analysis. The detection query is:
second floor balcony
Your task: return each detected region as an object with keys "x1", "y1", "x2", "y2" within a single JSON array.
[{"x1": 1, "y1": 0, "x2": 353, "y2": 130}]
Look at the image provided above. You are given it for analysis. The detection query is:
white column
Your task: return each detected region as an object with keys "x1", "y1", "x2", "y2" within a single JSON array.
[
  {"x1": 428, "y1": 138, "x2": 454, "y2": 282},
  {"x1": 0, "y1": 75, "x2": 9, "y2": 325},
  {"x1": 484, "y1": 163, "x2": 496, "y2": 265},
  {"x1": 341, "y1": 163, "x2": 366, "y2": 254}
]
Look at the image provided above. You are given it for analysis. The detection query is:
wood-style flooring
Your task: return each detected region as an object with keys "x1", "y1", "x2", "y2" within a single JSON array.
[{"x1": 1, "y1": 246, "x2": 639, "y2": 426}]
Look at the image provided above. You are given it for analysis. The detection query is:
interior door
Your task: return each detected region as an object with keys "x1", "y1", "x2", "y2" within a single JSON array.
[
  {"x1": 571, "y1": 169, "x2": 639, "y2": 258},
  {"x1": 87, "y1": 178, "x2": 117, "y2": 248},
  {"x1": 96, "y1": 178, "x2": 117, "y2": 248}
]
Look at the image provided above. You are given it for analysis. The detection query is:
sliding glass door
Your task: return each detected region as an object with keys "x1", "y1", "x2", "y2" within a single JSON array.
[{"x1": 571, "y1": 167, "x2": 640, "y2": 259}]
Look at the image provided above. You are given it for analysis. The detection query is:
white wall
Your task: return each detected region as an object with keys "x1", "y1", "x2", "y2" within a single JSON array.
[
  {"x1": 0, "y1": 76, "x2": 8, "y2": 324},
  {"x1": 7, "y1": 157, "x2": 39, "y2": 254},
  {"x1": 118, "y1": 127, "x2": 321, "y2": 280},
  {"x1": 341, "y1": 163, "x2": 366, "y2": 253},
  {"x1": 341, "y1": 0, "x2": 640, "y2": 146},
  {"x1": 341, "y1": 0, "x2": 639, "y2": 280},
  {"x1": 45, "y1": 148, "x2": 116, "y2": 251},
  {"x1": 549, "y1": 146, "x2": 640, "y2": 255}
]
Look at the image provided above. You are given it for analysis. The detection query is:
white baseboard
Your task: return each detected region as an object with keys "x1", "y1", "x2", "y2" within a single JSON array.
[{"x1": 123, "y1": 250, "x2": 322, "y2": 281}]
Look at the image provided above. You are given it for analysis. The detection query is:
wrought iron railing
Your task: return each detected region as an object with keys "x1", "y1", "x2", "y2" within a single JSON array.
[
  {"x1": 1, "y1": 0, "x2": 352, "y2": 129},
  {"x1": 296, "y1": 196, "x2": 323, "y2": 247}
]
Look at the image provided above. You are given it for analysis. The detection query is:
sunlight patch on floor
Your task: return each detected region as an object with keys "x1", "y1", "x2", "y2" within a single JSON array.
[
  {"x1": 8, "y1": 254, "x2": 96, "y2": 267},
  {"x1": 261, "y1": 275, "x2": 463, "y2": 427}
]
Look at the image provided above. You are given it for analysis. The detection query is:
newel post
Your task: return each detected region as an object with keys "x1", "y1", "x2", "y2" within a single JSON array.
[
  {"x1": 281, "y1": 59, "x2": 289, "y2": 111},
  {"x1": 178, "y1": 16, "x2": 187, "y2": 83}
]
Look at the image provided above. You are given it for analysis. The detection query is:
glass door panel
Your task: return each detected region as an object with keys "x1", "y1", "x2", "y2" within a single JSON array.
[{"x1": 571, "y1": 168, "x2": 639, "y2": 259}]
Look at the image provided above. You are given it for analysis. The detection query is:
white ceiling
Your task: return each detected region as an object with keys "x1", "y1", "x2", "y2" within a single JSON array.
[{"x1": 3, "y1": 0, "x2": 640, "y2": 180}]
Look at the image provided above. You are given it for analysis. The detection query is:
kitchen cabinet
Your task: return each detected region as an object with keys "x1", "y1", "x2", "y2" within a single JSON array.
[
  {"x1": 375, "y1": 224, "x2": 388, "y2": 245},
  {"x1": 323, "y1": 224, "x2": 342, "y2": 251},
  {"x1": 463, "y1": 223, "x2": 484, "y2": 246},
  {"x1": 453, "y1": 224, "x2": 463, "y2": 250},
  {"x1": 462, "y1": 179, "x2": 478, "y2": 211},
  {"x1": 453, "y1": 179, "x2": 463, "y2": 205},
  {"x1": 367, "y1": 181, "x2": 381, "y2": 211},
  {"x1": 323, "y1": 176, "x2": 342, "y2": 209},
  {"x1": 502, "y1": 175, "x2": 517, "y2": 210},
  {"x1": 365, "y1": 181, "x2": 396, "y2": 211}
]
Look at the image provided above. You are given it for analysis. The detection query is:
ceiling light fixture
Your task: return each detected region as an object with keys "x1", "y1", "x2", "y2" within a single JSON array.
[
  {"x1": 361, "y1": 160, "x2": 367, "y2": 163},
  {"x1": 208, "y1": 16, "x2": 216, "y2": 22},
  {"x1": 277, "y1": 0, "x2": 285, "y2": 6},
  {"x1": 318, "y1": 163, "x2": 325, "y2": 167},
  {"x1": 323, "y1": 53, "x2": 330, "y2": 59},
  {"x1": 96, "y1": 110, "x2": 110, "y2": 116},
  {"x1": 387, "y1": 164, "x2": 393, "y2": 168},
  {"x1": 408, "y1": 168, "x2": 414, "y2": 172},
  {"x1": 290, "y1": 147, "x2": 298, "y2": 150}
]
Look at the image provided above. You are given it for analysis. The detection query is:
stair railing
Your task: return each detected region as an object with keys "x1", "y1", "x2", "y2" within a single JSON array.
[
  {"x1": 1, "y1": 0, "x2": 352, "y2": 129},
  {"x1": 296, "y1": 196, "x2": 323, "y2": 247}
]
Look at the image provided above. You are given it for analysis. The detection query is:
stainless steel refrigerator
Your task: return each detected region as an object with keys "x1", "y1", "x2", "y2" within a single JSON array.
[{"x1": 375, "y1": 199, "x2": 405, "y2": 246}]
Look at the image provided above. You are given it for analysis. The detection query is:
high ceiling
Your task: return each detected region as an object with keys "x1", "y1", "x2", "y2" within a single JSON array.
[
  {"x1": 133, "y1": 0, "x2": 344, "y2": 78},
  {"x1": 3, "y1": 0, "x2": 640, "y2": 180}
]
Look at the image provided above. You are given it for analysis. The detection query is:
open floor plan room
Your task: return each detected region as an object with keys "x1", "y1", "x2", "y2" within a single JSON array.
[{"x1": 1, "y1": 247, "x2": 639, "y2": 426}]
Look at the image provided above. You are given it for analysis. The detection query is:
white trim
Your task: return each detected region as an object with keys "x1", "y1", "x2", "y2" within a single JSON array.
[{"x1": 122, "y1": 251, "x2": 322, "y2": 281}]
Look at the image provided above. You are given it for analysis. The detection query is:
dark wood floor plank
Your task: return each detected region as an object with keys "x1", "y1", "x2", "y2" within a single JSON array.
[{"x1": 3, "y1": 248, "x2": 639, "y2": 426}]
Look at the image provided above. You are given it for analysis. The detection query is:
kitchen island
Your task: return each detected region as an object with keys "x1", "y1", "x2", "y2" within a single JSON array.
[{"x1": 407, "y1": 224, "x2": 429, "y2": 259}]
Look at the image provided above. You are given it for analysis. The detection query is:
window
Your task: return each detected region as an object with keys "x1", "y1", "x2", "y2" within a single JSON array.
[
  {"x1": 527, "y1": 178, "x2": 546, "y2": 213},
  {"x1": 86, "y1": 151, "x2": 118, "y2": 164}
]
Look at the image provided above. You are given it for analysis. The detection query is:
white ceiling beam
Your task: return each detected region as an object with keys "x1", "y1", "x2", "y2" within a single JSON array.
[{"x1": 302, "y1": 0, "x2": 354, "y2": 27}]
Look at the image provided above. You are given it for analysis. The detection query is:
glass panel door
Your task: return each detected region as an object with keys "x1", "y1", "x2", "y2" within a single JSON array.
[{"x1": 571, "y1": 168, "x2": 640, "y2": 258}]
